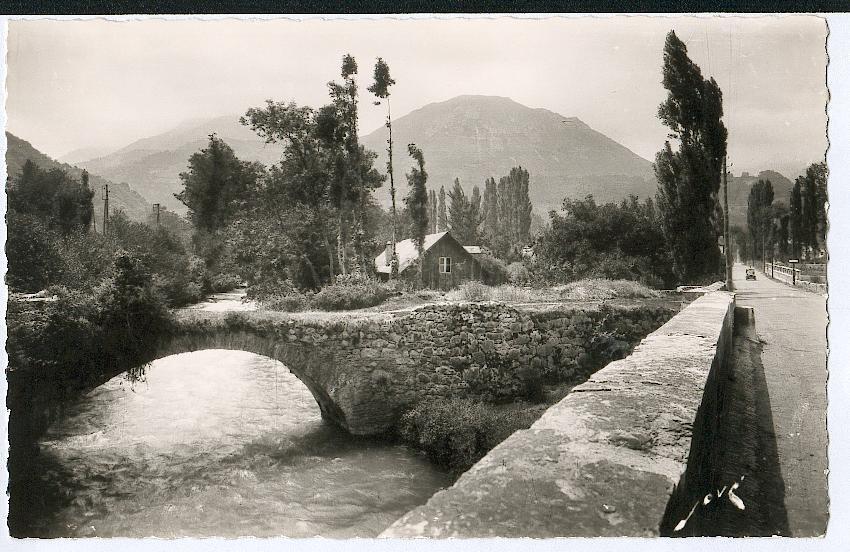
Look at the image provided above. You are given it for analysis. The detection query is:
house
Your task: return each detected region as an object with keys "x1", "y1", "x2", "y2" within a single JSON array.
[{"x1": 375, "y1": 231, "x2": 482, "y2": 289}]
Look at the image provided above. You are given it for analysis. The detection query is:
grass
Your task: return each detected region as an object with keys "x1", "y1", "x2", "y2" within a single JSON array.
[
  {"x1": 445, "y1": 278, "x2": 661, "y2": 304},
  {"x1": 556, "y1": 279, "x2": 662, "y2": 301},
  {"x1": 256, "y1": 278, "x2": 670, "y2": 314}
]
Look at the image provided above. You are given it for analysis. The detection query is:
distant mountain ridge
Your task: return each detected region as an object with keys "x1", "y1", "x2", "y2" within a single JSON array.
[
  {"x1": 74, "y1": 96, "x2": 657, "y2": 215},
  {"x1": 361, "y1": 95, "x2": 657, "y2": 211},
  {"x1": 5, "y1": 132, "x2": 151, "y2": 226},
  {"x1": 79, "y1": 115, "x2": 284, "y2": 212}
]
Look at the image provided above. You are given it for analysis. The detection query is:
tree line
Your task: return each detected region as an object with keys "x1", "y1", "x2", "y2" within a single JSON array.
[{"x1": 742, "y1": 162, "x2": 827, "y2": 264}]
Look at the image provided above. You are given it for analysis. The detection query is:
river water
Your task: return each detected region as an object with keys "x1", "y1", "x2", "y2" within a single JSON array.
[{"x1": 26, "y1": 350, "x2": 450, "y2": 538}]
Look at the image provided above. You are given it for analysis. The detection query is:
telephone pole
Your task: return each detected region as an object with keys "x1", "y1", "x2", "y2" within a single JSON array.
[
  {"x1": 102, "y1": 184, "x2": 109, "y2": 235},
  {"x1": 723, "y1": 157, "x2": 733, "y2": 290},
  {"x1": 153, "y1": 203, "x2": 161, "y2": 227}
]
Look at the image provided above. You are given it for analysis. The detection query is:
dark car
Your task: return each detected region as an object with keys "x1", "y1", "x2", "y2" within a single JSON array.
[{"x1": 745, "y1": 268, "x2": 756, "y2": 281}]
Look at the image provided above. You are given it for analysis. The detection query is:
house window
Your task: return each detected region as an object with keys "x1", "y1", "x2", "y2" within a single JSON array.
[{"x1": 439, "y1": 256, "x2": 452, "y2": 274}]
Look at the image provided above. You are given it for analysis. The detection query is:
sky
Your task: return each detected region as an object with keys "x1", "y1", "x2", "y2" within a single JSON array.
[{"x1": 5, "y1": 15, "x2": 828, "y2": 177}]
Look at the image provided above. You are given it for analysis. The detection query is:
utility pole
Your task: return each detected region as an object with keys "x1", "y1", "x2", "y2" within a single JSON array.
[
  {"x1": 762, "y1": 231, "x2": 766, "y2": 275},
  {"x1": 723, "y1": 157, "x2": 733, "y2": 290},
  {"x1": 101, "y1": 184, "x2": 109, "y2": 236},
  {"x1": 153, "y1": 203, "x2": 161, "y2": 227}
]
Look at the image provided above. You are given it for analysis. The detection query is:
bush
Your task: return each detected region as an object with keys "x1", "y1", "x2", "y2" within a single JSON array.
[
  {"x1": 446, "y1": 280, "x2": 491, "y2": 302},
  {"x1": 5, "y1": 211, "x2": 64, "y2": 292},
  {"x1": 478, "y1": 253, "x2": 509, "y2": 285},
  {"x1": 559, "y1": 278, "x2": 661, "y2": 301},
  {"x1": 398, "y1": 398, "x2": 537, "y2": 475},
  {"x1": 310, "y1": 273, "x2": 391, "y2": 311},
  {"x1": 490, "y1": 285, "x2": 533, "y2": 303},
  {"x1": 263, "y1": 291, "x2": 311, "y2": 312},
  {"x1": 207, "y1": 272, "x2": 242, "y2": 293},
  {"x1": 507, "y1": 262, "x2": 531, "y2": 285}
]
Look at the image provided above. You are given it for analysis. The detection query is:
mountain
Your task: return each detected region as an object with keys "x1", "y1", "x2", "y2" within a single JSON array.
[
  {"x1": 726, "y1": 169, "x2": 795, "y2": 229},
  {"x1": 361, "y1": 95, "x2": 656, "y2": 212},
  {"x1": 79, "y1": 115, "x2": 283, "y2": 212},
  {"x1": 76, "y1": 96, "x2": 655, "y2": 216},
  {"x1": 58, "y1": 146, "x2": 117, "y2": 165},
  {"x1": 5, "y1": 132, "x2": 151, "y2": 226}
]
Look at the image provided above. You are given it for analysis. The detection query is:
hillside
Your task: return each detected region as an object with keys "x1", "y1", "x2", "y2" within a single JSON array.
[
  {"x1": 361, "y1": 95, "x2": 657, "y2": 212},
  {"x1": 76, "y1": 96, "x2": 655, "y2": 215},
  {"x1": 79, "y1": 115, "x2": 283, "y2": 212},
  {"x1": 5, "y1": 132, "x2": 151, "y2": 226},
  {"x1": 726, "y1": 169, "x2": 794, "y2": 229}
]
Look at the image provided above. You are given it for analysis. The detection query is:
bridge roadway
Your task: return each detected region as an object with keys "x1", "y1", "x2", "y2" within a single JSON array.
[{"x1": 735, "y1": 262, "x2": 829, "y2": 536}]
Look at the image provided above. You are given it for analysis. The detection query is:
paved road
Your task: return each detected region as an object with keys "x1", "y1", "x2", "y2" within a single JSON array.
[{"x1": 733, "y1": 262, "x2": 829, "y2": 536}]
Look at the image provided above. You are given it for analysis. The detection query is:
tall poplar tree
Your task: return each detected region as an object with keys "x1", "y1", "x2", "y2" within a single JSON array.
[
  {"x1": 654, "y1": 30, "x2": 727, "y2": 282},
  {"x1": 747, "y1": 179, "x2": 774, "y2": 263},
  {"x1": 790, "y1": 178, "x2": 803, "y2": 259},
  {"x1": 368, "y1": 57, "x2": 399, "y2": 273},
  {"x1": 437, "y1": 185, "x2": 447, "y2": 231},
  {"x1": 428, "y1": 189, "x2": 437, "y2": 233},
  {"x1": 405, "y1": 144, "x2": 429, "y2": 279}
]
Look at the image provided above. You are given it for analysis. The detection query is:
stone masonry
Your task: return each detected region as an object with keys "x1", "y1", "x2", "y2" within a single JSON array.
[{"x1": 157, "y1": 302, "x2": 674, "y2": 435}]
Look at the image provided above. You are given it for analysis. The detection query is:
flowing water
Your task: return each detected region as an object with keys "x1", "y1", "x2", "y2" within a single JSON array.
[{"x1": 23, "y1": 350, "x2": 450, "y2": 538}]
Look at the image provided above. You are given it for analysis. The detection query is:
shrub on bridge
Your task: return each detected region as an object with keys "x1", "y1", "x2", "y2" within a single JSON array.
[
  {"x1": 310, "y1": 274, "x2": 391, "y2": 311},
  {"x1": 398, "y1": 397, "x2": 539, "y2": 475}
]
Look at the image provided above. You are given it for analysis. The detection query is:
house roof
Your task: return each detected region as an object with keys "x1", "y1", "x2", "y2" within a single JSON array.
[
  {"x1": 463, "y1": 246, "x2": 483, "y2": 255},
  {"x1": 375, "y1": 231, "x2": 451, "y2": 274}
]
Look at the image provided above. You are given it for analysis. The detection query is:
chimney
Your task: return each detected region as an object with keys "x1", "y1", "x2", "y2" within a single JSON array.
[{"x1": 385, "y1": 241, "x2": 393, "y2": 266}]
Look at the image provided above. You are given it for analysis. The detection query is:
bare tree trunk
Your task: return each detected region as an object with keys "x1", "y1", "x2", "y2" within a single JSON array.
[
  {"x1": 338, "y1": 210, "x2": 348, "y2": 276},
  {"x1": 387, "y1": 98, "x2": 398, "y2": 280},
  {"x1": 302, "y1": 254, "x2": 320, "y2": 289},
  {"x1": 323, "y1": 231, "x2": 335, "y2": 284}
]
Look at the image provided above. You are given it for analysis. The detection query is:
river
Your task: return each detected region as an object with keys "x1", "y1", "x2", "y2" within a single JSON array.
[{"x1": 21, "y1": 349, "x2": 450, "y2": 538}]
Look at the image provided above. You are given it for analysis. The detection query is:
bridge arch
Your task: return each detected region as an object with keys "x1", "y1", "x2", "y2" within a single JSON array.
[{"x1": 147, "y1": 326, "x2": 350, "y2": 431}]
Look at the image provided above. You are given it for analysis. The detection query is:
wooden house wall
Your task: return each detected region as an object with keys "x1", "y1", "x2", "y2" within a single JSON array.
[{"x1": 418, "y1": 236, "x2": 480, "y2": 290}]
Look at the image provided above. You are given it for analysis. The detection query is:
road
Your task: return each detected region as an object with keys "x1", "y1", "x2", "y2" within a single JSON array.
[{"x1": 733, "y1": 262, "x2": 829, "y2": 536}]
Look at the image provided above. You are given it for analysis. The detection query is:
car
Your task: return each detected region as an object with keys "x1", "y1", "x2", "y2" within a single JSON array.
[{"x1": 745, "y1": 268, "x2": 757, "y2": 281}]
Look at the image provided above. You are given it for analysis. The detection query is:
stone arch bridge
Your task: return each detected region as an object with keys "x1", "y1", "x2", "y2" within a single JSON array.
[{"x1": 140, "y1": 302, "x2": 672, "y2": 435}]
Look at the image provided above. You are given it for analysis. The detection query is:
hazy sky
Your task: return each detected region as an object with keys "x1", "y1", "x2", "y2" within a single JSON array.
[{"x1": 6, "y1": 15, "x2": 827, "y2": 176}]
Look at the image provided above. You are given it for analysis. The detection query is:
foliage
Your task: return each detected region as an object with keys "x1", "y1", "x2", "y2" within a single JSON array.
[
  {"x1": 747, "y1": 179, "x2": 774, "y2": 263},
  {"x1": 437, "y1": 185, "x2": 447, "y2": 232},
  {"x1": 227, "y1": 202, "x2": 331, "y2": 291},
  {"x1": 310, "y1": 273, "x2": 391, "y2": 311},
  {"x1": 7, "y1": 250, "x2": 173, "y2": 384},
  {"x1": 427, "y1": 189, "x2": 438, "y2": 234},
  {"x1": 654, "y1": 30, "x2": 727, "y2": 283},
  {"x1": 534, "y1": 195, "x2": 675, "y2": 287},
  {"x1": 7, "y1": 159, "x2": 95, "y2": 236},
  {"x1": 405, "y1": 143, "x2": 429, "y2": 273},
  {"x1": 480, "y1": 168, "x2": 534, "y2": 259},
  {"x1": 446, "y1": 280, "x2": 491, "y2": 301},
  {"x1": 238, "y1": 55, "x2": 384, "y2": 284},
  {"x1": 477, "y1": 252, "x2": 509, "y2": 285},
  {"x1": 175, "y1": 134, "x2": 262, "y2": 234},
  {"x1": 368, "y1": 57, "x2": 400, "y2": 275},
  {"x1": 105, "y1": 213, "x2": 207, "y2": 306},
  {"x1": 6, "y1": 211, "x2": 64, "y2": 292},
  {"x1": 791, "y1": 162, "x2": 828, "y2": 260},
  {"x1": 261, "y1": 289, "x2": 312, "y2": 312},
  {"x1": 6, "y1": 162, "x2": 204, "y2": 306},
  {"x1": 489, "y1": 285, "x2": 533, "y2": 303},
  {"x1": 446, "y1": 178, "x2": 483, "y2": 244},
  {"x1": 398, "y1": 397, "x2": 539, "y2": 475},
  {"x1": 790, "y1": 179, "x2": 803, "y2": 259},
  {"x1": 506, "y1": 262, "x2": 531, "y2": 285},
  {"x1": 558, "y1": 278, "x2": 661, "y2": 301}
]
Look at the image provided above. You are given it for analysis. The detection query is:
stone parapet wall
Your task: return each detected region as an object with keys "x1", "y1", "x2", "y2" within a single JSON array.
[{"x1": 380, "y1": 291, "x2": 735, "y2": 537}]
